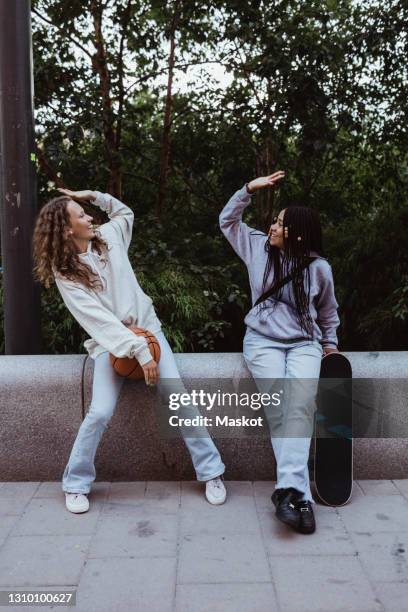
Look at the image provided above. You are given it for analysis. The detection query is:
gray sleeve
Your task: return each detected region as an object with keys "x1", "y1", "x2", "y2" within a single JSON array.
[
  {"x1": 315, "y1": 265, "x2": 340, "y2": 348},
  {"x1": 219, "y1": 185, "x2": 258, "y2": 265}
]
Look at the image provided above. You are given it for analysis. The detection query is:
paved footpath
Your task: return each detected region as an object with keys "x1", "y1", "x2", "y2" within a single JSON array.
[{"x1": 0, "y1": 480, "x2": 407, "y2": 612}]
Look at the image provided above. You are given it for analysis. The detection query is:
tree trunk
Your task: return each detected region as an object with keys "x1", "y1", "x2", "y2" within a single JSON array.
[
  {"x1": 157, "y1": 0, "x2": 181, "y2": 218},
  {"x1": 90, "y1": 0, "x2": 122, "y2": 198}
]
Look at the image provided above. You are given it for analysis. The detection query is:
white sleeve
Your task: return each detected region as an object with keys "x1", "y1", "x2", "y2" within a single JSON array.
[
  {"x1": 93, "y1": 192, "x2": 134, "y2": 250},
  {"x1": 55, "y1": 276, "x2": 153, "y2": 365}
]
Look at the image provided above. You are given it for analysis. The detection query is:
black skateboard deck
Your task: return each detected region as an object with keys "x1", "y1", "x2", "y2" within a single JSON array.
[{"x1": 314, "y1": 352, "x2": 353, "y2": 506}]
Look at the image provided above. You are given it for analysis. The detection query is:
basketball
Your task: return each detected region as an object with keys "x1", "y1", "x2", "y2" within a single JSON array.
[{"x1": 109, "y1": 327, "x2": 161, "y2": 380}]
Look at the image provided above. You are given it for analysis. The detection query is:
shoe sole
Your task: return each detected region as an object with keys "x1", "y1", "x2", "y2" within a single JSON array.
[
  {"x1": 296, "y1": 525, "x2": 316, "y2": 534},
  {"x1": 275, "y1": 510, "x2": 300, "y2": 530},
  {"x1": 66, "y1": 504, "x2": 89, "y2": 514},
  {"x1": 205, "y1": 495, "x2": 226, "y2": 506}
]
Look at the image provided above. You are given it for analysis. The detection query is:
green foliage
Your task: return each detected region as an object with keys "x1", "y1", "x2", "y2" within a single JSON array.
[
  {"x1": 2, "y1": 0, "x2": 407, "y2": 354},
  {"x1": 137, "y1": 266, "x2": 227, "y2": 352},
  {"x1": 128, "y1": 215, "x2": 249, "y2": 352},
  {"x1": 39, "y1": 284, "x2": 89, "y2": 354}
]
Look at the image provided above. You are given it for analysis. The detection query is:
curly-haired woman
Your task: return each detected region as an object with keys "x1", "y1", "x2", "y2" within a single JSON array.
[
  {"x1": 32, "y1": 188, "x2": 226, "y2": 513},
  {"x1": 220, "y1": 171, "x2": 340, "y2": 534}
]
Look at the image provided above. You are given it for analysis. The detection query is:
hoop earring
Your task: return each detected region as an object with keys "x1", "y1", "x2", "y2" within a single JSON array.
[{"x1": 284, "y1": 227, "x2": 288, "y2": 239}]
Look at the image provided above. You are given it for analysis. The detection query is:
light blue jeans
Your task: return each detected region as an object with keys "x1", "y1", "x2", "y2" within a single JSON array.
[
  {"x1": 62, "y1": 330, "x2": 225, "y2": 493},
  {"x1": 243, "y1": 327, "x2": 323, "y2": 503}
]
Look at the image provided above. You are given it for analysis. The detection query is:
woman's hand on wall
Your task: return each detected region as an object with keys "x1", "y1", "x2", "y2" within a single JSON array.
[{"x1": 247, "y1": 171, "x2": 285, "y2": 193}]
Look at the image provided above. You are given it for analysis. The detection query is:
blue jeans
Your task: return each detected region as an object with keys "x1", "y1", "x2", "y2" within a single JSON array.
[
  {"x1": 62, "y1": 331, "x2": 225, "y2": 493},
  {"x1": 243, "y1": 327, "x2": 323, "y2": 503}
]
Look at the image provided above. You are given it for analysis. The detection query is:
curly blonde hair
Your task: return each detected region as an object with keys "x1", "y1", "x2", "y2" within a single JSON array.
[{"x1": 32, "y1": 195, "x2": 109, "y2": 290}]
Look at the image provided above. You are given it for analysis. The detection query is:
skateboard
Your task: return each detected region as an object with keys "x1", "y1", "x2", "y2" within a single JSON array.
[{"x1": 313, "y1": 352, "x2": 353, "y2": 506}]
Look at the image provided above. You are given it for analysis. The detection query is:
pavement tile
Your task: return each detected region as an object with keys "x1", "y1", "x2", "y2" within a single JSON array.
[
  {"x1": 393, "y1": 479, "x2": 408, "y2": 498},
  {"x1": 258, "y1": 506, "x2": 356, "y2": 556},
  {"x1": 175, "y1": 582, "x2": 279, "y2": 612},
  {"x1": 0, "y1": 497, "x2": 33, "y2": 517},
  {"x1": 373, "y1": 581, "x2": 408, "y2": 612},
  {"x1": 337, "y1": 493, "x2": 408, "y2": 532},
  {"x1": 33, "y1": 481, "x2": 70, "y2": 498},
  {"x1": 357, "y1": 480, "x2": 401, "y2": 496},
  {"x1": 0, "y1": 482, "x2": 40, "y2": 502},
  {"x1": 253, "y1": 481, "x2": 276, "y2": 513},
  {"x1": 10, "y1": 496, "x2": 103, "y2": 537},
  {"x1": 351, "y1": 481, "x2": 365, "y2": 497},
  {"x1": 144, "y1": 481, "x2": 181, "y2": 511},
  {"x1": 349, "y1": 531, "x2": 408, "y2": 582},
  {"x1": 1, "y1": 480, "x2": 407, "y2": 611},
  {"x1": 34, "y1": 481, "x2": 111, "y2": 500},
  {"x1": 178, "y1": 532, "x2": 271, "y2": 584},
  {"x1": 181, "y1": 481, "x2": 259, "y2": 535},
  {"x1": 0, "y1": 516, "x2": 20, "y2": 549},
  {"x1": 88, "y1": 501, "x2": 178, "y2": 558},
  {"x1": 0, "y1": 535, "x2": 91, "y2": 587},
  {"x1": 106, "y1": 481, "x2": 183, "y2": 512},
  {"x1": 106, "y1": 481, "x2": 147, "y2": 504},
  {"x1": 75, "y1": 556, "x2": 176, "y2": 612},
  {"x1": 272, "y1": 555, "x2": 383, "y2": 612}
]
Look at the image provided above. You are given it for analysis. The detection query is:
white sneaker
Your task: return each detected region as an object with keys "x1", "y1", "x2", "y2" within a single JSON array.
[
  {"x1": 65, "y1": 492, "x2": 89, "y2": 514},
  {"x1": 205, "y1": 477, "x2": 226, "y2": 505}
]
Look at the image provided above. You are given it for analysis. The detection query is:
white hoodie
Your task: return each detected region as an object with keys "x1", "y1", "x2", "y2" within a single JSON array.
[{"x1": 54, "y1": 191, "x2": 162, "y2": 365}]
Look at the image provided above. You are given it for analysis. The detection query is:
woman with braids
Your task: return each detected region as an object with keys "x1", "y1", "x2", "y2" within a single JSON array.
[
  {"x1": 32, "y1": 188, "x2": 226, "y2": 513},
  {"x1": 219, "y1": 171, "x2": 340, "y2": 534}
]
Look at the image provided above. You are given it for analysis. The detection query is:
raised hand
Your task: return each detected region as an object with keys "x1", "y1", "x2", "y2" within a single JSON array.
[
  {"x1": 247, "y1": 171, "x2": 285, "y2": 193},
  {"x1": 57, "y1": 188, "x2": 96, "y2": 202}
]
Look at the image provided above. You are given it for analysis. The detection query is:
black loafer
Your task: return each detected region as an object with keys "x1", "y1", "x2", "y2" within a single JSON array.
[
  {"x1": 271, "y1": 487, "x2": 303, "y2": 530},
  {"x1": 295, "y1": 500, "x2": 316, "y2": 534}
]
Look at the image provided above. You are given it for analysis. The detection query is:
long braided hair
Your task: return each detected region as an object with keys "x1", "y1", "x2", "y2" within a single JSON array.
[
  {"x1": 32, "y1": 195, "x2": 109, "y2": 290},
  {"x1": 256, "y1": 205, "x2": 324, "y2": 338}
]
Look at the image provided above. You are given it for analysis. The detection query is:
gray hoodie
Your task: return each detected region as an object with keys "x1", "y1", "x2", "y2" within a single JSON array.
[{"x1": 219, "y1": 185, "x2": 340, "y2": 348}]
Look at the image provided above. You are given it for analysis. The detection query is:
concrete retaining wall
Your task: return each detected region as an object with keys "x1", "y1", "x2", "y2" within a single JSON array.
[{"x1": 0, "y1": 352, "x2": 407, "y2": 481}]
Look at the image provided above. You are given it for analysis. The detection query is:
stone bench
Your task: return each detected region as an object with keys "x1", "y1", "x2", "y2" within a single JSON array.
[{"x1": 0, "y1": 352, "x2": 407, "y2": 481}]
